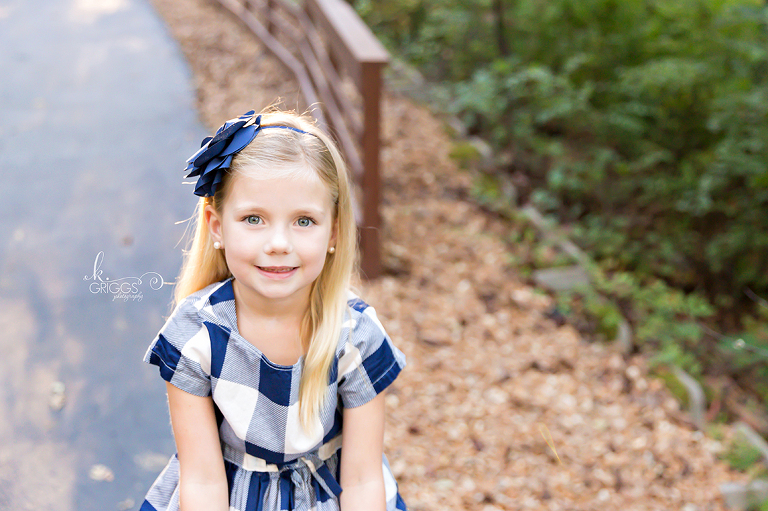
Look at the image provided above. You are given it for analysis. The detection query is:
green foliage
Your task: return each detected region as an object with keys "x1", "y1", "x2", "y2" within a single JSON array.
[
  {"x1": 557, "y1": 261, "x2": 714, "y2": 375},
  {"x1": 471, "y1": 172, "x2": 504, "y2": 208},
  {"x1": 719, "y1": 427, "x2": 768, "y2": 491},
  {"x1": 448, "y1": 141, "x2": 481, "y2": 169},
  {"x1": 723, "y1": 433, "x2": 764, "y2": 471},
  {"x1": 652, "y1": 366, "x2": 691, "y2": 408},
  {"x1": 707, "y1": 423, "x2": 727, "y2": 441},
  {"x1": 450, "y1": 0, "x2": 768, "y2": 300},
  {"x1": 355, "y1": 0, "x2": 768, "y2": 390},
  {"x1": 357, "y1": 0, "x2": 768, "y2": 299},
  {"x1": 718, "y1": 317, "x2": 768, "y2": 402},
  {"x1": 353, "y1": 0, "x2": 499, "y2": 81}
]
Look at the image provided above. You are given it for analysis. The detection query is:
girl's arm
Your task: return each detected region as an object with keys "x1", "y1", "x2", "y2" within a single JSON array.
[
  {"x1": 165, "y1": 381, "x2": 229, "y2": 511},
  {"x1": 339, "y1": 392, "x2": 387, "y2": 511}
]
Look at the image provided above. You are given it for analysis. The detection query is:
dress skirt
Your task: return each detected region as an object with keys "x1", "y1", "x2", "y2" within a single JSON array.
[{"x1": 140, "y1": 448, "x2": 407, "y2": 511}]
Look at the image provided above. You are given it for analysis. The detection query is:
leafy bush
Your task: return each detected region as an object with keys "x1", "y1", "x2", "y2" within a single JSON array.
[
  {"x1": 353, "y1": 0, "x2": 500, "y2": 81},
  {"x1": 718, "y1": 312, "x2": 768, "y2": 401},
  {"x1": 554, "y1": 261, "x2": 714, "y2": 375},
  {"x1": 355, "y1": 0, "x2": 768, "y2": 390},
  {"x1": 449, "y1": 0, "x2": 768, "y2": 301},
  {"x1": 724, "y1": 432, "x2": 765, "y2": 472}
]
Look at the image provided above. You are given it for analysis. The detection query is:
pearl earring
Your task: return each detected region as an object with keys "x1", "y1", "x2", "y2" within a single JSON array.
[
  {"x1": 213, "y1": 241, "x2": 221, "y2": 249},
  {"x1": 328, "y1": 246, "x2": 335, "y2": 254}
]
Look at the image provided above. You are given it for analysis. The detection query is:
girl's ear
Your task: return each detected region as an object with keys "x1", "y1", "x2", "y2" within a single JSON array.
[
  {"x1": 204, "y1": 204, "x2": 223, "y2": 244},
  {"x1": 329, "y1": 218, "x2": 339, "y2": 250}
]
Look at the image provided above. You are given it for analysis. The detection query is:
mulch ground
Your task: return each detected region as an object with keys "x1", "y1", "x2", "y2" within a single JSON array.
[{"x1": 147, "y1": 0, "x2": 750, "y2": 508}]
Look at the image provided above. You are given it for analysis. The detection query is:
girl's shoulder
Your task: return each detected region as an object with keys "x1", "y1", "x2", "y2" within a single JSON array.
[
  {"x1": 154, "y1": 277, "x2": 233, "y2": 333},
  {"x1": 182, "y1": 276, "x2": 236, "y2": 313},
  {"x1": 142, "y1": 277, "x2": 234, "y2": 397},
  {"x1": 345, "y1": 291, "x2": 383, "y2": 327},
  {"x1": 336, "y1": 292, "x2": 407, "y2": 407},
  {"x1": 340, "y1": 292, "x2": 389, "y2": 348}
]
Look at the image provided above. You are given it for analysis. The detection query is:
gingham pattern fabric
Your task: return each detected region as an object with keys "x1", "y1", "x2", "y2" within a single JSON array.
[{"x1": 140, "y1": 277, "x2": 408, "y2": 511}]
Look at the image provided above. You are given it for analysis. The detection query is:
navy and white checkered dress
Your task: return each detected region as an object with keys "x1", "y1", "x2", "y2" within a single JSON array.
[{"x1": 140, "y1": 277, "x2": 408, "y2": 511}]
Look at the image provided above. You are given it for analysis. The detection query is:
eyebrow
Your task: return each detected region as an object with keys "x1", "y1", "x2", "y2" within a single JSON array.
[{"x1": 232, "y1": 205, "x2": 327, "y2": 217}]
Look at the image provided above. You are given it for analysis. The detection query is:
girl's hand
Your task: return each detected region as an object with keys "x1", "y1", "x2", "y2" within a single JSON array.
[
  {"x1": 339, "y1": 392, "x2": 387, "y2": 511},
  {"x1": 165, "y1": 382, "x2": 229, "y2": 511}
]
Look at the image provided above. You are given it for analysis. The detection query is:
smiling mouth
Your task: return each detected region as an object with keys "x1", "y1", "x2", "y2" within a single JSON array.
[{"x1": 257, "y1": 266, "x2": 297, "y2": 273}]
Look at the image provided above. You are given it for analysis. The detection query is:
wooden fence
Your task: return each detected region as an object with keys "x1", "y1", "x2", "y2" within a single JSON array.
[{"x1": 213, "y1": 0, "x2": 388, "y2": 278}]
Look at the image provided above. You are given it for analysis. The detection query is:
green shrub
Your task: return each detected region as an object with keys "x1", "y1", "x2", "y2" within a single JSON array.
[
  {"x1": 352, "y1": 0, "x2": 498, "y2": 81},
  {"x1": 355, "y1": 0, "x2": 768, "y2": 387},
  {"x1": 718, "y1": 319, "x2": 768, "y2": 402},
  {"x1": 448, "y1": 141, "x2": 481, "y2": 169},
  {"x1": 448, "y1": 0, "x2": 768, "y2": 301},
  {"x1": 724, "y1": 433, "x2": 764, "y2": 471},
  {"x1": 555, "y1": 261, "x2": 714, "y2": 374}
]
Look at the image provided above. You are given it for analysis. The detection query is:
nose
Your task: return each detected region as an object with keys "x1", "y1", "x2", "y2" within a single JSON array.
[{"x1": 263, "y1": 225, "x2": 293, "y2": 255}]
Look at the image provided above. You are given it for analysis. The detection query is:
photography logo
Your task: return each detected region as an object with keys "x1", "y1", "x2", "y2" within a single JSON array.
[{"x1": 84, "y1": 251, "x2": 165, "y2": 302}]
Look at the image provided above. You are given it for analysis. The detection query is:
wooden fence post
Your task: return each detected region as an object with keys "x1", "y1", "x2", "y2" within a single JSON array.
[{"x1": 360, "y1": 60, "x2": 383, "y2": 278}]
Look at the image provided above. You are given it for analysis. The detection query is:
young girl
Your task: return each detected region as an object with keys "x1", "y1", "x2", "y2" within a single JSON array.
[{"x1": 140, "y1": 108, "x2": 407, "y2": 511}]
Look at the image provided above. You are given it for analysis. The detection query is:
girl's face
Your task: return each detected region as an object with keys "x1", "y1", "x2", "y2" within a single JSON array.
[{"x1": 206, "y1": 165, "x2": 337, "y2": 311}]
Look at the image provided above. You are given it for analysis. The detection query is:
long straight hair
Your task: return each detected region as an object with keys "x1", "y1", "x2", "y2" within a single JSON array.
[{"x1": 173, "y1": 107, "x2": 357, "y2": 430}]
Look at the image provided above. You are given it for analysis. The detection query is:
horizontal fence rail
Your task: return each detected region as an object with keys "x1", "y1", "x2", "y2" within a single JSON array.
[{"x1": 213, "y1": 0, "x2": 388, "y2": 278}]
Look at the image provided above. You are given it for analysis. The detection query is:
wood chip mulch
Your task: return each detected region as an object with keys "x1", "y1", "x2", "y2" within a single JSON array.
[{"x1": 147, "y1": 0, "x2": 750, "y2": 508}]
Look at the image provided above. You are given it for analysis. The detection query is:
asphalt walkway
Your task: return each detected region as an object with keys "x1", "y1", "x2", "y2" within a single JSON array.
[{"x1": 0, "y1": 0, "x2": 207, "y2": 508}]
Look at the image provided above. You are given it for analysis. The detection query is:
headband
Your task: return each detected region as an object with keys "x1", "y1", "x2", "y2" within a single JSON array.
[{"x1": 184, "y1": 110, "x2": 311, "y2": 197}]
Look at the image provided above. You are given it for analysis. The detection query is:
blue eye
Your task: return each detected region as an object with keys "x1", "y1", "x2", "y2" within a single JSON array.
[
  {"x1": 297, "y1": 217, "x2": 314, "y2": 227},
  {"x1": 245, "y1": 215, "x2": 262, "y2": 225}
]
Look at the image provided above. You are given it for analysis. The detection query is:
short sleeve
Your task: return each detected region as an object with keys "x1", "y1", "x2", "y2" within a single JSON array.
[
  {"x1": 337, "y1": 299, "x2": 407, "y2": 408},
  {"x1": 143, "y1": 297, "x2": 212, "y2": 397}
]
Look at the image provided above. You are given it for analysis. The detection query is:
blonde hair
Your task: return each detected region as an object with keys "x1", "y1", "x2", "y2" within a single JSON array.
[{"x1": 173, "y1": 107, "x2": 357, "y2": 429}]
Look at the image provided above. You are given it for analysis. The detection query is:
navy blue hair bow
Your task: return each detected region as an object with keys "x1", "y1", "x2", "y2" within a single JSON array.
[{"x1": 184, "y1": 110, "x2": 309, "y2": 197}]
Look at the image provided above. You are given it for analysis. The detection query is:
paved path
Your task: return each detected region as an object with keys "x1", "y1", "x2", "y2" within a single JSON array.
[{"x1": 0, "y1": 0, "x2": 207, "y2": 509}]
